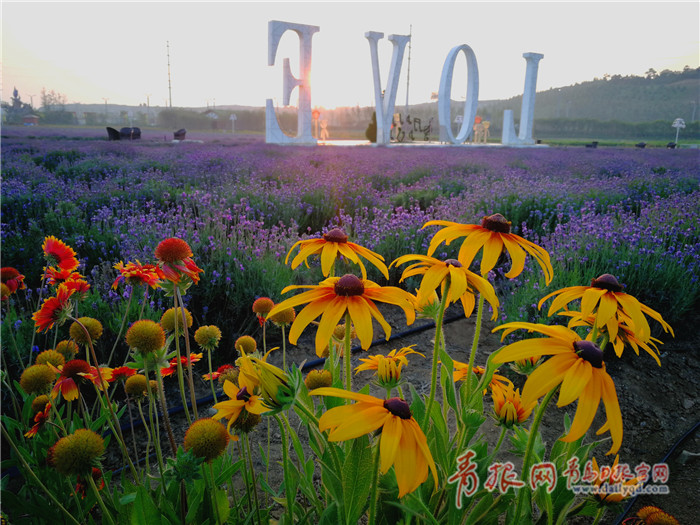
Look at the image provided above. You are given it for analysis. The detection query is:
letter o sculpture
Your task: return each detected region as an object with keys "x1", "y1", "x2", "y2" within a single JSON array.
[{"x1": 438, "y1": 44, "x2": 479, "y2": 144}]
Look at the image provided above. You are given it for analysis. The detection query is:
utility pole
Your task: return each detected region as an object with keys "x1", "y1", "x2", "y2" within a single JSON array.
[
  {"x1": 102, "y1": 97, "x2": 109, "y2": 124},
  {"x1": 405, "y1": 25, "x2": 412, "y2": 115},
  {"x1": 166, "y1": 41, "x2": 173, "y2": 108}
]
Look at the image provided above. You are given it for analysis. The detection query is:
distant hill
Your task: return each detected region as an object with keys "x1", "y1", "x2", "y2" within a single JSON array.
[{"x1": 479, "y1": 67, "x2": 700, "y2": 123}]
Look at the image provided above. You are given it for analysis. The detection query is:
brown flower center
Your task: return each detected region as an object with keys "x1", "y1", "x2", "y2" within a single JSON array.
[
  {"x1": 445, "y1": 259, "x2": 463, "y2": 268},
  {"x1": 574, "y1": 340, "x2": 604, "y2": 369},
  {"x1": 590, "y1": 273, "x2": 623, "y2": 293},
  {"x1": 323, "y1": 228, "x2": 348, "y2": 243},
  {"x1": 236, "y1": 386, "x2": 251, "y2": 402},
  {"x1": 334, "y1": 274, "x2": 364, "y2": 296},
  {"x1": 383, "y1": 397, "x2": 412, "y2": 419},
  {"x1": 480, "y1": 213, "x2": 512, "y2": 234}
]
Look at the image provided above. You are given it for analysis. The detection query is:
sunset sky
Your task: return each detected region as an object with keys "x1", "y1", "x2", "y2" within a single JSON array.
[{"x1": 3, "y1": 1, "x2": 699, "y2": 110}]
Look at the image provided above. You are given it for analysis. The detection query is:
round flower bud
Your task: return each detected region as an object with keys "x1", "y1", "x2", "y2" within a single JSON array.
[
  {"x1": 268, "y1": 306, "x2": 296, "y2": 326},
  {"x1": 304, "y1": 369, "x2": 333, "y2": 390},
  {"x1": 124, "y1": 374, "x2": 149, "y2": 397},
  {"x1": 20, "y1": 364, "x2": 55, "y2": 395},
  {"x1": 49, "y1": 428, "x2": 104, "y2": 475},
  {"x1": 194, "y1": 325, "x2": 222, "y2": 352},
  {"x1": 31, "y1": 394, "x2": 50, "y2": 414},
  {"x1": 217, "y1": 367, "x2": 240, "y2": 387},
  {"x1": 231, "y1": 410, "x2": 261, "y2": 435},
  {"x1": 36, "y1": 349, "x2": 66, "y2": 368},
  {"x1": 155, "y1": 238, "x2": 193, "y2": 263},
  {"x1": 69, "y1": 317, "x2": 103, "y2": 346},
  {"x1": 183, "y1": 419, "x2": 230, "y2": 462},
  {"x1": 252, "y1": 297, "x2": 275, "y2": 316},
  {"x1": 234, "y1": 335, "x2": 257, "y2": 354},
  {"x1": 160, "y1": 307, "x2": 193, "y2": 334},
  {"x1": 55, "y1": 340, "x2": 80, "y2": 361},
  {"x1": 126, "y1": 320, "x2": 165, "y2": 354}
]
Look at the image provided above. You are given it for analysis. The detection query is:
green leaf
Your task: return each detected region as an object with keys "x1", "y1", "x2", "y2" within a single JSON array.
[
  {"x1": 341, "y1": 435, "x2": 373, "y2": 525},
  {"x1": 129, "y1": 486, "x2": 164, "y2": 525}
]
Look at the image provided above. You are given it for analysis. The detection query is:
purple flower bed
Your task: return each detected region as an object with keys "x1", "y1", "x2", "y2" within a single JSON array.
[{"x1": 2, "y1": 127, "x2": 699, "y2": 346}]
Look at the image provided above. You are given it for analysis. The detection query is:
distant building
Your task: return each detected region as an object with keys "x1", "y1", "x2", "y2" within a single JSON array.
[{"x1": 23, "y1": 114, "x2": 39, "y2": 125}]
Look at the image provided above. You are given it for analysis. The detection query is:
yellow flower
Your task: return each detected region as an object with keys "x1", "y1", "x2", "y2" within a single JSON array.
[
  {"x1": 559, "y1": 310, "x2": 663, "y2": 366},
  {"x1": 69, "y1": 317, "x2": 103, "y2": 346},
  {"x1": 267, "y1": 274, "x2": 415, "y2": 356},
  {"x1": 212, "y1": 377, "x2": 270, "y2": 434},
  {"x1": 160, "y1": 307, "x2": 193, "y2": 334},
  {"x1": 493, "y1": 322, "x2": 623, "y2": 455},
  {"x1": 285, "y1": 227, "x2": 389, "y2": 280},
  {"x1": 304, "y1": 369, "x2": 333, "y2": 390},
  {"x1": 311, "y1": 387, "x2": 438, "y2": 497},
  {"x1": 355, "y1": 346, "x2": 424, "y2": 387},
  {"x1": 491, "y1": 382, "x2": 535, "y2": 428},
  {"x1": 589, "y1": 455, "x2": 643, "y2": 505},
  {"x1": 391, "y1": 254, "x2": 499, "y2": 320},
  {"x1": 48, "y1": 429, "x2": 104, "y2": 476},
  {"x1": 423, "y1": 214, "x2": 553, "y2": 284},
  {"x1": 451, "y1": 361, "x2": 513, "y2": 393},
  {"x1": 538, "y1": 273, "x2": 673, "y2": 343}
]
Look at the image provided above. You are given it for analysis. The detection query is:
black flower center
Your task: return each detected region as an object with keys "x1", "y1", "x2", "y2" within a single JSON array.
[
  {"x1": 445, "y1": 259, "x2": 463, "y2": 268},
  {"x1": 480, "y1": 213, "x2": 512, "y2": 234},
  {"x1": 590, "y1": 274, "x2": 623, "y2": 293},
  {"x1": 574, "y1": 340, "x2": 604, "y2": 369},
  {"x1": 334, "y1": 274, "x2": 364, "y2": 296},
  {"x1": 383, "y1": 397, "x2": 412, "y2": 419},
  {"x1": 323, "y1": 228, "x2": 348, "y2": 244},
  {"x1": 236, "y1": 386, "x2": 251, "y2": 402}
]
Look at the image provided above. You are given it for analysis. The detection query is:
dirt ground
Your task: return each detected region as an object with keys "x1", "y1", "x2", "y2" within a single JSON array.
[{"x1": 111, "y1": 303, "x2": 698, "y2": 524}]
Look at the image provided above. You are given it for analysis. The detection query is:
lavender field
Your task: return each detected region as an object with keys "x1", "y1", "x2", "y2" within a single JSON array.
[{"x1": 2, "y1": 127, "x2": 699, "y2": 355}]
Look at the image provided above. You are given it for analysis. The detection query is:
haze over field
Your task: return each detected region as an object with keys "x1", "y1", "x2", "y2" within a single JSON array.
[{"x1": 3, "y1": 1, "x2": 699, "y2": 110}]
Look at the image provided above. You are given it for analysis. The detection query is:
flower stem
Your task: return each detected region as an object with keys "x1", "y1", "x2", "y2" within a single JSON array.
[
  {"x1": 367, "y1": 438, "x2": 382, "y2": 525},
  {"x1": 28, "y1": 273, "x2": 47, "y2": 367},
  {"x1": 206, "y1": 461, "x2": 223, "y2": 525},
  {"x1": 492, "y1": 426, "x2": 507, "y2": 458},
  {"x1": 1, "y1": 424, "x2": 81, "y2": 525},
  {"x1": 244, "y1": 433, "x2": 262, "y2": 525},
  {"x1": 143, "y1": 360, "x2": 165, "y2": 477},
  {"x1": 155, "y1": 365, "x2": 178, "y2": 456},
  {"x1": 87, "y1": 472, "x2": 115, "y2": 525},
  {"x1": 465, "y1": 294, "x2": 485, "y2": 403},
  {"x1": 175, "y1": 287, "x2": 198, "y2": 420},
  {"x1": 207, "y1": 349, "x2": 218, "y2": 403},
  {"x1": 72, "y1": 316, "x2": 139, "y2": 481},
  {"x1": 282, "y1": 325, "x2": 287, "y2": 371},
  {"x1": 514, "y1": 387, "x2": 557, "y2": 522},
  {"x1": 591, "y1": 507, "x2": 606, "y2": 525},
  {"x1": 275, "y1": 414, "x2": 295, "y2": 523},
  {"x1": 172, "y1": 294, "x2": 192, "y2": 425},
  {"x1": 425, "y1": 281, "x2": 450, "y2": 425},
  {"x1": 136, "y1": 399, "x2": 152, "y2": 481},
  {"x1": 106, "y1": 290, "x2": 133, "y2": 368},
  {"x1": 344, "y1": 312, "x2": 352, "y2": 392}
]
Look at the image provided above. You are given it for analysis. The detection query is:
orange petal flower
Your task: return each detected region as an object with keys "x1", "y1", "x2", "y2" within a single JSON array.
[
  {"x1": 32, "y1": 283, "x2": 75, "y2": 332},
  {"x1": 42, "y1": 236, "x2": 79, "y2": 272},
  {"x1": 112, "y1": 260, "x2": 163, "y2": 289},
  {"x1": 1, "y1": 267, "x2": 26, "y2": 293}
]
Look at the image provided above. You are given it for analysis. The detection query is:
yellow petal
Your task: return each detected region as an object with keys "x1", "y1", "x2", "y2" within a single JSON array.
[
  {"x1": 580, "y1": 288, "x2": 606, "y2": 318},
  {"x1": 596, "y1": 293, "x2": 618, "y2": 330},
  {"x1": 557, "y1": 358, "x2": 592, "y2": 407},
  {"x1": 456, "y1": 229, "x2": 489, "y2": 267},
  {"x1": 288, "y1": 295, "x2": 333, "y2": 345},
  {"x1": 492, "y1": 338, "x2": 571, "y2": 364},
  {"x1": 289, "y1": 240, "x2": 324, "y2": 269},
  {"x1": 311, "y1": 386, "x2": 384, "y2": 405},
  {"x1": 521, "y1": 353, "x2": 575, "y2": 405},
  {"x1": 561, "y1": 372, "x2": 601, "y2": 444},
  {"x1": 598, "y1": 370, "x2": 623, "y2": 455},
  {"x1": 327, "y1": 405, "x2": 390, "y2": 441},
  {"x1": 380, "y1": 416, "x2": 403, "y2": 474},
  {"x1": 501, "y1": 235, "x2": 527, "y2": 279},
  {"x1": 320, "y1": 243, "x2": 339, "y2": 277},
  {"x1": 479, "y1": 233, "x2": 504, "y2": 276},
  {"x1": 314, "y1": 297, "x2": 348, "y2": 354},
  {"x1": 347, "y1": 296, "x2": 374, "y2": 350}
]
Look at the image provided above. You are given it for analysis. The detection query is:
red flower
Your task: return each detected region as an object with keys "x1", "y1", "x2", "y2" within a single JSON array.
[
  {"x1": 203, "y1": 364, "x2": 234, "y2": 381},
  {"x1": 32, "y1": 283, "x2": 75, "y2": 333},
  {"x1": 112, "y1": 260, "x2": 164, "y2": 289},
  {"x1": 42, "y1": 236, "x2": 79, "y2": 272},
  {"x1": 154, "y1": 238, "x2": 204, "y2": 284},
  {"x1": 44, "y1": 267, "x2": 83, "y2": 286},
  {"x1": 0, "y1": 267, "x2": 26, "y2": 293},
  {"x1": 49, "y1": 360, "x2": 109, "y2": 401},
  {"x1": 110, "y1": 366, "x2": 137, "y2": 382},
  {"x1": 24, "y1": 402, "x2": 51, "y2": 438},
  {"x1": 75, "y1": 468, "x2": 104, "y2": 499},
  {"x1": 64, "y1": 276, "x2": 90, "y2": 300},
  {"x1": 161, "y1": 353, "x2": 203, "y2": 377}
]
